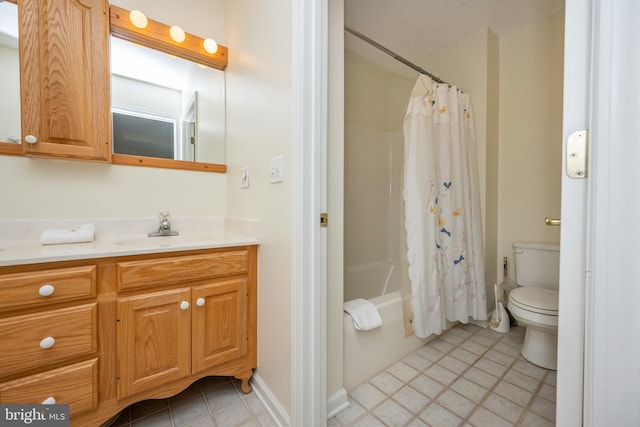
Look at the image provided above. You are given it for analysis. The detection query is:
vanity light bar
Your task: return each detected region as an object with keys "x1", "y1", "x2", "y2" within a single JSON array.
[
  {"x1": 109, "y1": 5, "x2": 228, "y2": 71},
  {"x1": 129, "y1": 10, "x2": 148, "y2": 29}
]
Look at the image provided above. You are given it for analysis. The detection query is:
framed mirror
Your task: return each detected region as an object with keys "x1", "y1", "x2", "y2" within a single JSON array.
[
  {"x1": 0, "y1": 0, "x2": 22, "y2": 156},
  {"x1": 0, "y1": 2, "x2": 229, "y2": 171},
  {"x1": 109, "y1": 5, "x2": 228, "y2": 173}
]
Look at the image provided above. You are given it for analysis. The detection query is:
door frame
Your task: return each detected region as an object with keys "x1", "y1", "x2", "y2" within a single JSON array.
[{"x1": 291, "y1": 0, "x2": 328, "y2": 425}]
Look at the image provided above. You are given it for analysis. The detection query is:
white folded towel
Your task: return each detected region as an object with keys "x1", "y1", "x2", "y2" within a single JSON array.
[
  {"x1": 344, "y1": 298, "x2": 383, "y2": 331},
  {"x1": 40, "y1": 224, "x2": 96, "y2": 245}
]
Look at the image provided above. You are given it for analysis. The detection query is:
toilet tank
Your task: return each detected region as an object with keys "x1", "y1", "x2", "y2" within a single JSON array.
[{"x1": 512, "y1": 242, "x2": 560, "y2": 290}]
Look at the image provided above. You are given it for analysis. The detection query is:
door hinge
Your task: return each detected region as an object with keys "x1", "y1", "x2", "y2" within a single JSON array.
[
  {"x1": 320, "y1": 212, "x2": 328, "y2": 228},
  {"x1": 566, "y1": 130, "x2": 588, "y2": 179}
]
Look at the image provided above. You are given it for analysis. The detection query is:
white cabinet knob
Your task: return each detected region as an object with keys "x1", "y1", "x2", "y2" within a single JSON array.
[
  {"x1": 42, "y1": 397, "x2": 56, "y2": 405},
  {"x1": 180, "y1": 301, "x2": 190, "y2": 310},
  {"x1": 40, "y1": 337, "x2": 55, "y2": 349},
  {"x1": 24, "y1": 135, "x2": 37, "y2": 144},
  {"x1": 196, "y1": 297, "x2": 205, "y2": 307},
  {"x1": 39, "y1": 284, "x2": 55, "y2": 297}
]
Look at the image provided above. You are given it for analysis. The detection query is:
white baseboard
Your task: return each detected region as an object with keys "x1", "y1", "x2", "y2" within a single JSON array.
[
  {"x1": 251, "y1": 373, "x2": 291, "y2": 427},
  {"x1": 252, "y1": 374, "x2": 350, "y2": 424},
  {"x1": 327, "y1": 388, "x2": 350, "y2": 419}
]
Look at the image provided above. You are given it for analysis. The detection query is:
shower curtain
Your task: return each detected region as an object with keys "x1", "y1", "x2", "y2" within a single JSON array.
[{"x1": 403, "y1": 75, "x2": 487, "y2": 338}]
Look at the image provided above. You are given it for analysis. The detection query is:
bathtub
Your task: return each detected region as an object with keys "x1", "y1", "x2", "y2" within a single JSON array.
[
  {"x1": 343, "y1": 289, "x2": 431, "y2": 390},
  {"x1": 344, "y1": 261, "x2": 398, "y2": 302}
]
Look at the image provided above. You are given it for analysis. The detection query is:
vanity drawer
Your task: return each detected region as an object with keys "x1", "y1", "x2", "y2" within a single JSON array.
[
  {"x1": 0, "y1": 358, "x2": 98, "y2": 414},
  {"x1": 117, "y1": 249, "x2": 249, "y2": 291},
  {"x1": 0, "y1": 304, "x2": 97, "y2": 376},
  {"x1": 0, "y1": 265, "x2": 96, "y2": 311}
]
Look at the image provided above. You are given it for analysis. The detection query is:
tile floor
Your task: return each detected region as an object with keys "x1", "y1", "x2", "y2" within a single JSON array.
[
  {"x1": 107, "y1": 376, "x2": 277, "y2": 427},
  {"x1": 106, "y1": 323, "x2": 555, "y2": 427},
  {"x1": 330, "y1": 323, "x2": 556, "y2": 427}
]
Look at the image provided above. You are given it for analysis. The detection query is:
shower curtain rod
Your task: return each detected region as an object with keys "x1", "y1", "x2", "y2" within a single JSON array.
[{"x1": 344, "y1": 25, "x2": 458, "y2": 89}]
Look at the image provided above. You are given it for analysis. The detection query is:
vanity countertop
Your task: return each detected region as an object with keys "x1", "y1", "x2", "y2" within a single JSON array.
[{"x1": 0, "y1": 217, "x2": 260, "y2": 267}]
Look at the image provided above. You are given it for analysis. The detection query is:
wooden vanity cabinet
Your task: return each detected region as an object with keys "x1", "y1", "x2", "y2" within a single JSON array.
[
  {"x1": 0, "y1": 245, "x2": 257, "y2": 427},
  {"x1": 115, "y1": 249, "x2": 255, "y2": 399},
  {"x1": 0, "y1": 263, "x2": 99, "y2": 414},
  {"x1": 117, "y1": 278, "x2": 250, "y2": 398},
  {"x1": 18, "y1": 0, "x2": 111, "y2": 161}
]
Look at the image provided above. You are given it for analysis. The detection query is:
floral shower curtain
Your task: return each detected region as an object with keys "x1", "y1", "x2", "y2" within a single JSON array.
[{"x1": 403, "y1": 75, "x2": 487, "y2": 338}]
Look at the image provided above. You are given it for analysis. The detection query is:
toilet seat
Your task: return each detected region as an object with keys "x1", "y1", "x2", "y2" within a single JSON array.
[
  {"x1": 509, "y1": 287, "x2": 558, "y2": 328},
  {"x1": 509, "y1": 287, "x2": 558, "y2": 314}
]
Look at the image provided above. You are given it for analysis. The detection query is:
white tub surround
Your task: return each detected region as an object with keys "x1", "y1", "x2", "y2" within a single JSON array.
[{"x1": 0, "y1": 217, "x2": 260, "y2": 266}]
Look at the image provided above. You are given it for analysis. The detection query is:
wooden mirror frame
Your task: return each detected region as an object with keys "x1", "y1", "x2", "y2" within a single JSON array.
[{"x1": 0, "y1": 3, "x2": 228, "y2": 173}]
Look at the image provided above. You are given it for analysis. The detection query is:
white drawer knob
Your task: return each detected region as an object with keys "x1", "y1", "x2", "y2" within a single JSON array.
[
  {"x1": 40, "y1": 337, "x2": 55, "y2": 349},
  {"x1": 180, "y1": 301, "x2": 190, "y2": 310},
  {"x1": 196, "y1": 298, "x2": 205, "y2": 307},
  {"x1": 25, "y1": 134, "x2": 37, "y2": 144},
  {"x1": 39, "y1": 284, "x2": 55, "y2": 297},
  {"x1": 42, "y1": 397, "x2": 56, "y2": 405}
]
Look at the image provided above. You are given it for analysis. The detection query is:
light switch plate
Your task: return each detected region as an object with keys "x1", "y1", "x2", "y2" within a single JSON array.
[
  {"x1": 270, "y1": 156, "x2": 283, "y2": 183},
  {"x1": 240, "y1": 167, "x2": 249, "y2": 188}
]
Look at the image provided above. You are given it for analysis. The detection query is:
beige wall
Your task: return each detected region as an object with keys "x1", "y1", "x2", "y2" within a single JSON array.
[
  {"x1": 344, "y1": 50, "x2": 414, "y2": 132},
  {"x1": 110, "y1": 0, "x2": 226, "y2": 44},
  {"x1": 327, "y1": 0, "x2": 345, "y2": 402},
  {"x1": 0, "y1": 156, "x2": 226, "y2": 219},
  {"x1": 0, "y1": 0, "x2": 228, "y2": 220},
  {"x1": 413, "y1": 14, "x2": 563, "y2": 293},
  {"x1": 224, "y1": 0, "x2": 293, "y2": 416},
  {"x1": 417, "y1": 26, "x2": 500, "y2": 304},
  {"x1": 342, "y1": 12, "x2": 564, "y2": 318},
  {"x1": 498, "y1": 13, "x2": 564, "y2": 281}
]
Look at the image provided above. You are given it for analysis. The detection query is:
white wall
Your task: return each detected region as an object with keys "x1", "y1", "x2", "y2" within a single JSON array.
[
  {"x1": 498, "y1": 13, "x2": 564, "y2": 282},
  {"x1": 224, "y1": 0, "x2": 293, "y2": 417}
]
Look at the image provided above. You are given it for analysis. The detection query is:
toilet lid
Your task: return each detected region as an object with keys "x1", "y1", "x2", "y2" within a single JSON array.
[{"x1": 510, "y1": 287, "x2": 558, "y2": 315}]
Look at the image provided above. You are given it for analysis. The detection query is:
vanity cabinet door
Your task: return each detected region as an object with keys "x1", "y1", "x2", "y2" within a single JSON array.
[
  {"x1": 192, "y1": 279, "x2": 248, "y2": 373},
  {"x1": 19, "y1": 0, "x2": 111, "y2": 161},
  {"x1": 117, "y1": 288, "x2": 191, "y2": 399}
]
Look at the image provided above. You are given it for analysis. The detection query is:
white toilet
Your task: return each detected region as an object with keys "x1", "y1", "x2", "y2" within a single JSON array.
[{"x1": 508, "y1": 242, "x2": 560, "y2": 370}]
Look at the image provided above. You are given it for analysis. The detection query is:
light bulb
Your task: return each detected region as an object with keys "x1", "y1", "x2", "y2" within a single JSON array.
[
  {"x1": 169, "y1": 26, "x2": 186, "y2": 43},
  {"x1": 203, "y1": 38, "x2": 218, "y2": 54},
  {"x1": 129, "y1": 10, "x2": 148, "y2": 29}
]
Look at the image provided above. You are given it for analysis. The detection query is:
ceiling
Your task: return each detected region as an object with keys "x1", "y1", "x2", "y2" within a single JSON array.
[{"x1": 345, "y1": 0, "x2": 564, "y2": 77}]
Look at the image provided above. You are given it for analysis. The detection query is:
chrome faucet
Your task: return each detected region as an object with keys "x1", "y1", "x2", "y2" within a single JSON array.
[{"x1": 148, "y1": 212, "x2": 179, "y2": 237}]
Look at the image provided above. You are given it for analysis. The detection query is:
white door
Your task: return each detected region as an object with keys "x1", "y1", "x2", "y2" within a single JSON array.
[
  {"x1": 559, "y1": 1, "x2": 640, "y2": 426},
  {"x1": 556, "y1": 0, "x2": 590, "y2": 425}
]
